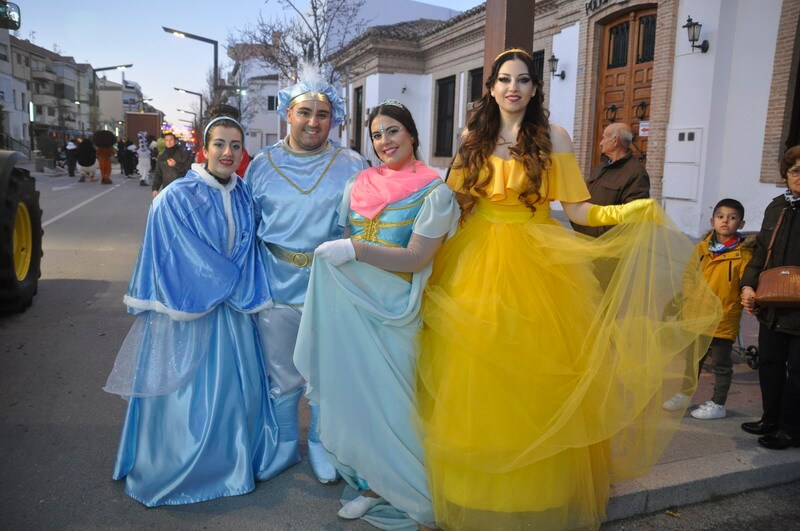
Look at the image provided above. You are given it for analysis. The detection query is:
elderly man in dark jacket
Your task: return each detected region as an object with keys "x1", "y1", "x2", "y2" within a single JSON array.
[
  {"x1": 151, "y1": 133, "x2": 192, "y2": 196},
  {"x1": 572, "y1": 123, "x2": 650, "y2": 237}
]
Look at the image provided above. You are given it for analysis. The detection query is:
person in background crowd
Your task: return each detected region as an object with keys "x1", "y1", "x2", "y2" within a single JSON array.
[
  {"x1": 76, "y1": 136, "x2": 97, "y2": 183},
  {"x1": 741, "y1": 145, "x2": 800, "y2": 450},
  {"x1": 151, "y1": 132, "x2": 192, "y2": 197},
  {"x1": 663, "y1": 198, "x2": 752, "y2": 420},
  {"x1": 64, "y1": 138, "x2": 78, "y2": 177},
  {"x1": 123, "y1": 141, "x2": 137, "y2": 179},
  {"x1": 148, "y1": 135, "x2": 158, "y2": 173},
  {"x1": 97, "y1": 142, "x2": 116, "y2": 185},
  {"x1": 136, "y1": 132, "x2": 152, "y2": 187},
  {"x1": 571, "y1": 122, "x2": 650, "y2": 237}
]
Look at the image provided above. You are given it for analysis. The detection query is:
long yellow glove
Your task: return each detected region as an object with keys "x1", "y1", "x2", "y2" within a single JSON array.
[{"x1": 585, "y1": 198, "x2": 658, "y2": 227}]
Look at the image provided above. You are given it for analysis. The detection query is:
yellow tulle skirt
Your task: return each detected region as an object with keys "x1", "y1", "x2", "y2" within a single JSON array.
[{"x1": 416, "y1": 200, "x2": 721, "y2": 530}]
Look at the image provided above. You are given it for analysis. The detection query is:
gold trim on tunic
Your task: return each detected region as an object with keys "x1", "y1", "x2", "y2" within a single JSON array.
[{"x1": 267, "y1": 147, "x2": 343, "y2": 195}]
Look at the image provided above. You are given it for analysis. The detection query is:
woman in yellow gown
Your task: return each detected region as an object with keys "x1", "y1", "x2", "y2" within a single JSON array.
[{"x1": 415, "y1": 49, "x2": 721, "y2": 530}]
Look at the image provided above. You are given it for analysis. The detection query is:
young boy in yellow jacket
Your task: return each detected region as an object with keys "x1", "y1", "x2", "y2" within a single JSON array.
[{"x1": 664, "y1": 198, "x2": 753, "y2": 419}]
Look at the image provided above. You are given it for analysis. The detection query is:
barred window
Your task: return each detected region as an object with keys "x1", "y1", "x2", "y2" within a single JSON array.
[
  {"x1": 608, "y1": 22, "x2": 630, "y2": 68},
  {"x1": 637, "y1": 15, "x2": 657, "y2": 63}
]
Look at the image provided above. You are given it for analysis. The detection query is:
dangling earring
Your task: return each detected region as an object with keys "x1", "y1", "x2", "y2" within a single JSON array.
[{"x1": 411, "y1": 152, "x2": 417, "y2": 173}]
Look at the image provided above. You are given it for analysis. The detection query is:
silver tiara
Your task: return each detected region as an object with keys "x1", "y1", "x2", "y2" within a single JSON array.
[{"x1": 380, "y1": 99, "x2": 405, "y2": 109}]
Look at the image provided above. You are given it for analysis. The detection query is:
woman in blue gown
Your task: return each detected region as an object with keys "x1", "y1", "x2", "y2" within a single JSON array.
[
  {"x1": 104, "y1": 116, "x2": 279, "y2": 507},
  {"x1": 294, "y1": 100, "x2": 459, "y2": 530}
]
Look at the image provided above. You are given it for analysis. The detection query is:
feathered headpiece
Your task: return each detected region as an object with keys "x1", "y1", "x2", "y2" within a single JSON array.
[{"x1": 277, "y1": 61, "x2": 346, "y2": 126}]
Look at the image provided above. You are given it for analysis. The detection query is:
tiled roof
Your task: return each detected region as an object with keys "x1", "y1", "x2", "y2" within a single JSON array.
[
  {"x1": 364, "y1": 18, "x2": 445, "y2": 40},
  {"x1": 9, "y1": 36, "x2": 76, "y2": 64},
  {"x1": 340, "y1": 3, "x2": 486, "y2": 51}
]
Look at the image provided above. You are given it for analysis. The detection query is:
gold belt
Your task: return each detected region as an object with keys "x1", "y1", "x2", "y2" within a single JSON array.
[{"x1": 267, "y1": 243, "x2": 314, "y2": 268}]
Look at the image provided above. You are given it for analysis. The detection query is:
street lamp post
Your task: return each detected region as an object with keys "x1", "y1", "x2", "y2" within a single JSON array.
[
  {"x1": 178, "y1": 118, "x2": 199, "y2": 149},
  {"x1": 92, "y1": 63, "x2": 132, "y2": 131},
  {"x1": 175, "y1": 87, "x2": 204, "y2": 134},
  {"x1": 177, "y1": 108, "x2": 197, "y2": 129},
  {"x1": 163, "y1": 26, "x2": 218, "y2": 102}
]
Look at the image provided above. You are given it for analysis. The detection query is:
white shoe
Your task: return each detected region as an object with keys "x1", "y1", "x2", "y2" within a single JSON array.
[
  {"x1": 338, "y1": 495, "x2": 386, "y2": 519},
  {"x1": 690, "y1": 400, "x2": 726, "y2": 420},
  {"x1": 308, "y1": 439, "x2": 339, "y2": 484},
  {"x1": 662, "y1": 392, "x2": 691, "y2": 411}
]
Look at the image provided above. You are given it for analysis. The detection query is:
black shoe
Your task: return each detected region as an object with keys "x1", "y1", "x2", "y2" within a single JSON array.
[
  {"x1": 139, "y1": 180, "x2": 148, "y2": 187},
  {"x1": 741, "y1": 420, "x2": 780, "y2": 435},
  {"x1": 757, "y1": 431, "x2": 800, "y2": 450}
]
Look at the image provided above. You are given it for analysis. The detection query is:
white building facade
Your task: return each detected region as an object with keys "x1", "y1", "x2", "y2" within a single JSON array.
[{"x1": 333, "y1": 0, "x2": 800, "y2": 236}]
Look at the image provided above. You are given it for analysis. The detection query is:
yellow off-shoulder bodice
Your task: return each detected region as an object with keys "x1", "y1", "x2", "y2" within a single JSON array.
[{"x1": 446, "y1": 152, "x2": 590, "y2": 206}]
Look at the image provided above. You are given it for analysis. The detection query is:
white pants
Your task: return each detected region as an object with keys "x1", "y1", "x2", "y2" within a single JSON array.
[{"x1": 256, "y1": 305, "x2": 304, "y2": 398}]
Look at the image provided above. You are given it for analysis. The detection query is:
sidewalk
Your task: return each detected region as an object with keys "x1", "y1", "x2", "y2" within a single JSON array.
[
  {"x1": 15, "y1": 157, "x2": 68, "y2": 178},
  {"x1": 605, "y1": 312, "x2": 800, "y2": 522}
]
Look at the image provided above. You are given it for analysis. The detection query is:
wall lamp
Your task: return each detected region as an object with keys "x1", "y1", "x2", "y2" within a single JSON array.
[
  {"x1": 548, "y1": 54, "x2": 565, "y2": 80},
  {"x1": 682, "y1": 16, "x2": 709, "y2": 53}
]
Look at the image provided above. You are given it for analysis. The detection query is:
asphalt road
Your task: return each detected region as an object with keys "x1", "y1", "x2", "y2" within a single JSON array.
[
  {"x1": 3, "y1": 169, "x2": 799, "y2": 531},
  {"x1": 602, "y1": 479, "x2": 800, "y2": 530},
  {"x1": 0, "y1": 170, "x2": 371, "y2": 530}
]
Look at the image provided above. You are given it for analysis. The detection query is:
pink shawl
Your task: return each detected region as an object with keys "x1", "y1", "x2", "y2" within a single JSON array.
[{"x1": 349, "y1": 162, "x2": 441, "y2": 219}]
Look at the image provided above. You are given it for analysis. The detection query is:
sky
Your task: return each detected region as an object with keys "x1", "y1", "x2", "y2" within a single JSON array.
[{"x1": 19, "y1": 0, "x2": 484, "y2": 136}]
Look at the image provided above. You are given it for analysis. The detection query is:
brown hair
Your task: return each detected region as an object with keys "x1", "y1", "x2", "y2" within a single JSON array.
[
  {"x1": 367, "y1": 102, "x2": 420, "y2": 160},
  {"x1": 453, "y1": 48, "x2": 552, "y2": 216},
  {"x1": 780, "y1": 145, "x2": 800, "y2": 181}
]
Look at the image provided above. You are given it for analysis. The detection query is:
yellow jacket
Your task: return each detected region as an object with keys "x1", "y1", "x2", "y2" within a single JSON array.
[{"x1": 693, "y1": 233, "x2": 753, "y2": 341}]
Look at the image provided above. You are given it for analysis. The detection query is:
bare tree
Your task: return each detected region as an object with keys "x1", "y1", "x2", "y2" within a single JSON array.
[{"x1": 233, "y1": 0, "x2": 369, "y2": 84}]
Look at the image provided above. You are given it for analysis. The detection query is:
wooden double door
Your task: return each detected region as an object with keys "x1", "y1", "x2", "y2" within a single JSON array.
[{"x1": 593, "y1": 7, "x2": 657, "y2": 167}]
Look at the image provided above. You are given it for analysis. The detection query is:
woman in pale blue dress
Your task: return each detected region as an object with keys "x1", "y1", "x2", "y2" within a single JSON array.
[
  {"x1": 294, "y1": 100, "x2": 459, "y2": 529},
  {"x1": 104, "y1": 117, "x2": 279, "y2": 506}
]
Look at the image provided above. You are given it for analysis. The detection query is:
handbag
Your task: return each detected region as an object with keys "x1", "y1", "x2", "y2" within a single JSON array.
[{"x1": 755, "y1": 208, "x2": 800, "y2": 307}]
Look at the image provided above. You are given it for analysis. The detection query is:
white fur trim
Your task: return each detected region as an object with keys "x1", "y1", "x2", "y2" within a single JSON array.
[
  {"x1": 123, "y1": 295, "x2": 215, "y2": 321},
  {"x1": 191, "y1": 163, "x2": 237, "y2": 254}
]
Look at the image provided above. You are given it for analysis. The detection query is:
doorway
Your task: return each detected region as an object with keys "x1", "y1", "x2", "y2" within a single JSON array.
[{"x1": 593, "y1": 7, "x2": 656, "y2": 166}]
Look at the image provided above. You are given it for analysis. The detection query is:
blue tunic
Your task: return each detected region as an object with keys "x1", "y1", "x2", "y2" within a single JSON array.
[
  {"x1": 295, "y1": 176, "x2": 459, "y2": 529},
  {"x1": 246, "y1": 139, "x2": 368, "y2": 306},
  {"x1": 106, "y1": 166, "x2": 279, "y2": 507}
]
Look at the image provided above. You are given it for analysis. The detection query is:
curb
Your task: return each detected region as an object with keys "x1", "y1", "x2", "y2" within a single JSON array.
[{"x1": 607, "y1": 439, "x2": 800, "y2": 521}]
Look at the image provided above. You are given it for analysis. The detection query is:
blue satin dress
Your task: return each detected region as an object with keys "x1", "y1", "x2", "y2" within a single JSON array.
[
  {"x1": 106, "y1": 166, "x2": 279, "y2": 507},
  {"x1": 294, "y1": 176, "x2": 459, "y2": 529}
]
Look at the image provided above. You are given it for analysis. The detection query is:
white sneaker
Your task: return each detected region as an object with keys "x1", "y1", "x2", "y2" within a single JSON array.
[
  {"x1": 338, "y1": 495, "x2": 386, "y2": 519},
  {"x1": 662, "y1": 392, "x2": 691, "y2": 411},
  {"x1": 690, "y1": 400, "x2": 726, "y2": 420}
]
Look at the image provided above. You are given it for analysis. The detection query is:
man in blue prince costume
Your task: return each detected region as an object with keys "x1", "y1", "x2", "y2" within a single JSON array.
[{"x1": 245, "y1": 74, "x2": 367, "y2": 483}]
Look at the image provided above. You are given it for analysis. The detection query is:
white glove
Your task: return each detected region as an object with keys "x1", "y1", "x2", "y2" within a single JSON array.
[{"x1": 314, "y1": 239, "x2": 356, "y2": 266}]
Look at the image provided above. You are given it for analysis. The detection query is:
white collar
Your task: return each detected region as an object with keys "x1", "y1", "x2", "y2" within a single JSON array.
[{"x1": 191, "y1": 162, "x2": 238, "y2": 193}]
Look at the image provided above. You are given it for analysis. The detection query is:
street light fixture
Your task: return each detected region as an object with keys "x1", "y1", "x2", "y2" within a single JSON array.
[
  {"x1": 175, "y1": 87, "x2": 205, "y2": 132},
  {"x1": 163, "y1": 26, "x2": 218, "y2": 101},
  {"x1": 92, "y1": 64, "x2": 133, "y2": 131},
  {"x1": 177, "y1": 108, "x2": 197, "y2": 127},
  {"x1": 178, "y1": 119, "x2": 199, "y2": 146}
]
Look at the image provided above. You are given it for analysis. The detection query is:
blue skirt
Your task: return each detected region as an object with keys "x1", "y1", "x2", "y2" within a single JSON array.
[{"x1": 112, "y1": 305, "x2": 279, "y2": 506}]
